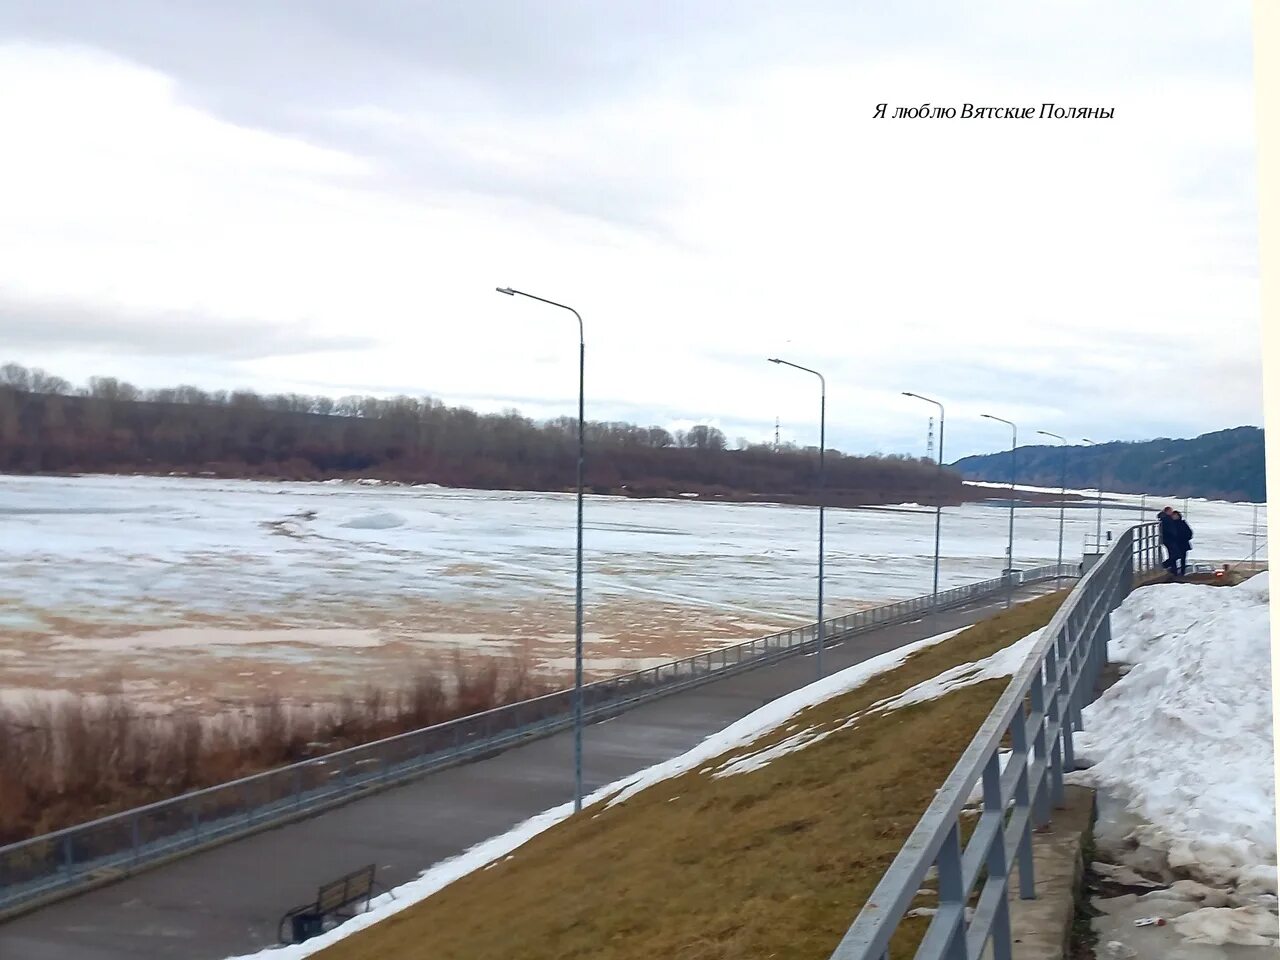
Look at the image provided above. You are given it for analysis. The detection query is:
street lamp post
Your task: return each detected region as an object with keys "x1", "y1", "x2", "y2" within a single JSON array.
[
  {"x1": 1036, "y1": 430, "x2": 1068, "y2": 582},
  {"x1": 981, "y1": 414, "x2": 1018, "y2": 608},
  {"x1": 1081, "y1": 438, "x2": 1103, "y2": 554},
  {"x1": 903, "y1": 392, "x2": 945, "y2": 611},
  {"x1": 496, "y1": 286, "x2": 586, "y2": 813},
  {"x1": 769, "y1": 358, "x2": 826, "y2": 678}
]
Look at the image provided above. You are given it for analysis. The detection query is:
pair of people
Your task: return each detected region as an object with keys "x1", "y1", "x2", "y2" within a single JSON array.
[{"x1": 1157, "y1": 506, "x2": 1193, "y2": 578}]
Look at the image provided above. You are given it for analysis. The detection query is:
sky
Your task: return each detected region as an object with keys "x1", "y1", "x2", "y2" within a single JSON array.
[{"x1": 0, "y1": 1, "x2": 1262, "y2": 461}]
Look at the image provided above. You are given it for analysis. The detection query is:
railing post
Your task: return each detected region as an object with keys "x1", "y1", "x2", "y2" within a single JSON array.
[
  {"x1": 1069, "y1": 630, "x2": 1085, "y2": 736},
  {"x1": 1043, "y1": 646, "x2": 1065, "y2": 808},
  {"x1": 934, "y1": 822, "x2": 967, "y2": 958},
  {"x1": 1089, "y1": 615, "x2": 1112, "y2": 706},
  {"x1": 982, "y1": 751, "x2": 1014, "y2": 960},
  {"x1": 1009, "y1": 711, "x2": 1037, "y2": 899},
  {"x1": 1056, "y1": 630, "x2": 1077, "y2": 771},
  {"x1": 1029, "y1": 670, "x2": 1051, "y2": 829}
]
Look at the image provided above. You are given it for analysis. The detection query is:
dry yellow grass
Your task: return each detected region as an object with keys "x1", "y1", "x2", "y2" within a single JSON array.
[
  {"x1": 316, "y1": 592, "x2": 1069, "y2": 960},
  {"x1": 0, "y1": 653, "x2": 555, "y2": 845}
]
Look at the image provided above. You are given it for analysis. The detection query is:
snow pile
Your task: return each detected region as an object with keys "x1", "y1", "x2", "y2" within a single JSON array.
[
  {"x1": 1069, "y1": 574, "x2": 1276, "y2": 946},
  {"x1": 224, "y1": 624, "x2": 980, "y2": 959}
]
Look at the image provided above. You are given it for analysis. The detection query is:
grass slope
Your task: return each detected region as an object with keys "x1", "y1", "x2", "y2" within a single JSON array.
[{"x1": 317, "y1": 593, "x2": 1068, "y2": 960}]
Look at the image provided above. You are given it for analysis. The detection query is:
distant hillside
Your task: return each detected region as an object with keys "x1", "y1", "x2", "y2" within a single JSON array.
[{"x1": 949, "y1": 426, "x2": 1265, "y2": 503}]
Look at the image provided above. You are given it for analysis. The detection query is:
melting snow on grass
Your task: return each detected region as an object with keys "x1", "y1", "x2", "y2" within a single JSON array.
[
  {"x1": 710, "y1": 627, "x2": 1043, "y2": 782},
  {"x1": 1067, "y1": 573, "x2": 1276, "y2": 948}
]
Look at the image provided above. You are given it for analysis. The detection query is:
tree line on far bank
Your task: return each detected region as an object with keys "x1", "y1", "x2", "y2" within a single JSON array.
[{"x1": 0, "y1": 362, "x2": 970, "y2": 506}]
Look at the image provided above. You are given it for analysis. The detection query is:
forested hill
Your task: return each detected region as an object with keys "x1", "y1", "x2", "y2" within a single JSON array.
[
  {"x1": 0, "y1": 362, "x2": 990, "y2": 507},
  {"x1": 949, "y1": 426, "x2": 1265, "y2": 502}
]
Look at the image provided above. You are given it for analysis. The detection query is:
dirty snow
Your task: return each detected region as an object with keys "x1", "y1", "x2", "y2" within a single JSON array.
[{"x1": 1068, "y1": 573, "x2": 1276, "y2": 948}]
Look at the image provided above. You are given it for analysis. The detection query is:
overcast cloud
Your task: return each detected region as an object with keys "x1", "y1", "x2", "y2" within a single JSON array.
[{"x1": 0, "y1": 1, "x2": 1261, "y2": 459}]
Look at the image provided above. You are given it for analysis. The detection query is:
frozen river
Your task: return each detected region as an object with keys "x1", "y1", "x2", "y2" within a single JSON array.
[{"x1": 0, "y1": 474, "x2": 1266, "y2": 707}]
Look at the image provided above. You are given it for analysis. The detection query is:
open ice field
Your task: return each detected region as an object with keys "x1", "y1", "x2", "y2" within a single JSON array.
[{"x1": 0, "y1": 474, "x2": 1266, "y2": 707}]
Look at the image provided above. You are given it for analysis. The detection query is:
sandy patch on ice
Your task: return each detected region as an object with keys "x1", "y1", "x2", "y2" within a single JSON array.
[
  {"x1": 54, "y1": 626, "x2": 386, "y2": 652},
  {"x1": 0, "y1": 596, "x2": 795, "y2": 709}
]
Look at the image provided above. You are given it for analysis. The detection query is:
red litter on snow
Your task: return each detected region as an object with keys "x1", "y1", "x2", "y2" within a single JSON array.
[{"x1": 1133, "y1": 917, "x2": 1167, "y2": 927}]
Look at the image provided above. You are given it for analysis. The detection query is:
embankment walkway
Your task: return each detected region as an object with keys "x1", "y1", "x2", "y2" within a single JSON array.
[{"x1": 0, "y1": 581, "x2": 1063, "y2": 960}]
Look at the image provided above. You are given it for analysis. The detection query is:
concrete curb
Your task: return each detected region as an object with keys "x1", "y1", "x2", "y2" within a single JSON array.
[{"x1": 1000, "y1": 784, "x2": 1096, "y2": 960}]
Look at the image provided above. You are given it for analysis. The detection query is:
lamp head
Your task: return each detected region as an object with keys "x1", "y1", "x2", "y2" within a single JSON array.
[
  {"x1": 495, "y1": 287, "x2": 515, "y2": 296},
  {"x1": 767, "y1": 358, "x2": 781, "y2": 364},
  {"x1": 902, "y1": 391, "x2": 915, "y2": 398}
]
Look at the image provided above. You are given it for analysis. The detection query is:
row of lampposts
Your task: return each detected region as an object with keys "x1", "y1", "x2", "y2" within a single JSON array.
[{"x1": 490, "y1": 289, "x2": 1108, "y2": 813}]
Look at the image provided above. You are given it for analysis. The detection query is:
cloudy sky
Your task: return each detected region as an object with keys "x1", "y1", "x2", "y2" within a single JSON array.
[{"x1": 0, "y1": 1, "x2": 1261, "y2": 460}]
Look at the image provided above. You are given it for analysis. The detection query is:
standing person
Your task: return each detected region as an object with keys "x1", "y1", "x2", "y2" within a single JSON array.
[
  {"x1": 1157, "y1": 506, "x2": 1177, "y2": 576},
  {"x1": 1170, "y1": 510, "x2": 1193, "y2": 578}
]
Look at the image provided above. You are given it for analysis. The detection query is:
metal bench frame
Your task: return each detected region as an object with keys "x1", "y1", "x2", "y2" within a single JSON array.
[{"x1": 278, "y1": 863, "x2": 377, "y2": 945}]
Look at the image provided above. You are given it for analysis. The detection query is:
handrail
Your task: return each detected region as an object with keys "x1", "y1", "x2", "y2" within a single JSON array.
[
  {"x1": 827, "y1": 523, "x2": 1162, "y2": 960},
  {"x1": 0, "y1": 561, "x2": 1079, "y2": 918}
]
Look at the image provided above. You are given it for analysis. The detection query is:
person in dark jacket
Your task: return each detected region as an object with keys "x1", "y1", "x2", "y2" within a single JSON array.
[
  {"x1": 1169, "y1": 510, "x2": 1193, "y2": 578},
  {"x1": 1157, "y1": 506, "x2": 1178, "y2": 575}
]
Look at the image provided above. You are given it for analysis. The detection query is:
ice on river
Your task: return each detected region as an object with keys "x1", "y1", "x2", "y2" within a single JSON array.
[{"x1": 0, "y1": 474, "x2": 1261, "y2": 637}]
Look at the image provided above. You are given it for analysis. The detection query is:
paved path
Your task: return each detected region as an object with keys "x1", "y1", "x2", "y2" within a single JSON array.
[{"x1": 0, "y1": 582, "x2": 1062, "y2": 960}]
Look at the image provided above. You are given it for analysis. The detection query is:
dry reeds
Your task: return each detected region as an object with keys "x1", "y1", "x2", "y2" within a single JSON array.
[{"x1": 0, "y1": 652, "x2": 558, "y2": 846}]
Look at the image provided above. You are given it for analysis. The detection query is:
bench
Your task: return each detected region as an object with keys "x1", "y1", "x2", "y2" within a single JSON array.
[{"x1": 278, "y1": 864, "x2": 379, "y2": 944}]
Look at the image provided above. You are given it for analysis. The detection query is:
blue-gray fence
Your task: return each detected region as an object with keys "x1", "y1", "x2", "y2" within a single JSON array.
[
  {"x1": 828, "y1": 522, "x2": 1163, "y2": 960},
  {"x1": 0, "y1": 561, "x2": 1078, "y2": 918}
]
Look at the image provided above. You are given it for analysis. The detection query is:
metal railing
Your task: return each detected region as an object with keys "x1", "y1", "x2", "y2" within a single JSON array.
[
  {"x1": 828, "y1": 524, "x2": 1161, "y2": 960},
  {"x1": 0, "y1": 562, "x2": 1078, "y2": 918}
]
